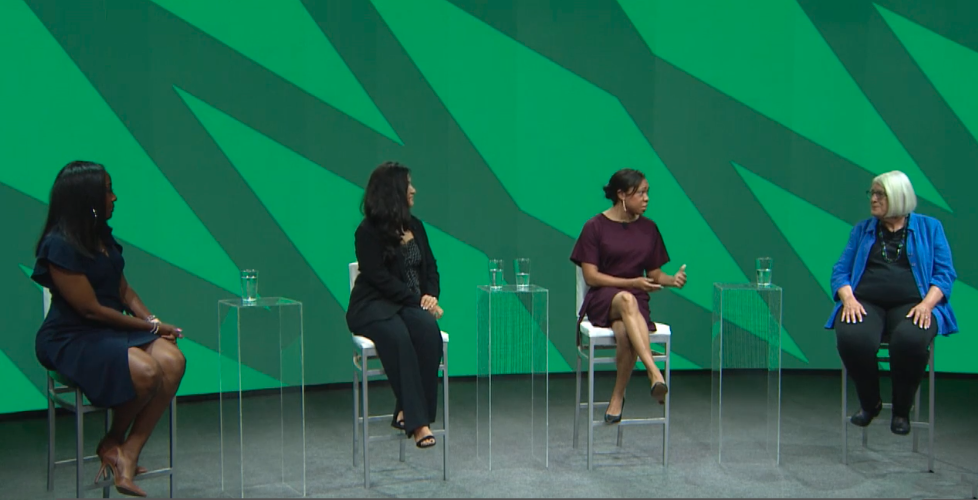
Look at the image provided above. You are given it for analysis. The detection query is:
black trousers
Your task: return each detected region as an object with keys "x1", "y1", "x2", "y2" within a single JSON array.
[
  {"x1": 358, "y1": 307, "x2": 443, "y2": 434},
  {"x1": 835, "y1": 301, "x2": 936, "y2": 417}
]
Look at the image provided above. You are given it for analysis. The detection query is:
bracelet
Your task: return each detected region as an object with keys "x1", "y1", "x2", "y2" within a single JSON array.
[
  {"x1": 146, "y1": 315, "x2": 160, "y2": 323},
  {"x1": 149, "y1": 321, "x2": 160, "y2": 335}
]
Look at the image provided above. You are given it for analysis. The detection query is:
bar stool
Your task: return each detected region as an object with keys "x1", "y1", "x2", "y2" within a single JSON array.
[
  {"x1": 841, "y1": 335, "x2": 935, "y2": 471},
  {"x1": 348, "y1": 262, "x2": 450, "y2": 488},
  {"x1": 572, "y1": 266, "x2": 671, "y2": 470},
  {"x1": 42, "y1": 288, "x2": 176, "y2": 497}
]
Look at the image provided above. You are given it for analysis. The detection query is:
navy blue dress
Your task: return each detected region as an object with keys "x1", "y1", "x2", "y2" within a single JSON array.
[{"x1": 32, "y1": 228, "x2": 159, "y2": 408}]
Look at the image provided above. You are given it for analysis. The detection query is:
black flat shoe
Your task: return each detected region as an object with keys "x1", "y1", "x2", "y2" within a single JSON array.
[
  {"x1": 891, "y1": 415, "x2": 911, "y2": 435},
  {"x1": 850, "y1": 401, "x2": 883, "y2": 427},
  {"x1": 604, "y1": 398, "x2": 625, "y2": 424},
  {"x1": 651, "y1": 382, "x2": 668, "y2": 405}
]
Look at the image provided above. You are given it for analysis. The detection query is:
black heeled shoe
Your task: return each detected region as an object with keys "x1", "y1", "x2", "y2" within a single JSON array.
[
  {"x1": 850, "y1": 401, "x2": 883, "y2": 427},
  {"x1": 604, "y1": 398, "x2": 625, "y2": 424},
  {"x1": 651, "y1": 382, "x2": 668, "y2": 405},
  {"x1": 890, "y1": 415, "x2": 911, "y2": 435}
]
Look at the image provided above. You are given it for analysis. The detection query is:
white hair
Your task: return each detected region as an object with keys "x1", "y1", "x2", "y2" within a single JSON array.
[{"x1": 872, "y1": 170, "x2": 917, "y2": 217}]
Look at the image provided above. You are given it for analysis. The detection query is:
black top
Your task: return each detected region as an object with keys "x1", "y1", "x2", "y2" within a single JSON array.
[
  {"x1": 346, "y1": 216, "x2": 440, "y2": 331},
  {"x1": 854, "y1": 224, "x2": 921, "y2": 307},
  {"x1": 401, "y1": 238, "x2": 423, "y2": 295}
]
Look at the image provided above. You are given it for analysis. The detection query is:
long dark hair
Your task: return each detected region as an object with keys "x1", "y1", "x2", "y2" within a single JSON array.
[
  {"x1": 361, "y1": 161, "x2": 412, "y2": 259},
  {"x1": 603, "y1": 168, "x2": 646, "y2": 203},
  {"x1": 35, "y1": 161, "x2": 109, "y2": 258}
]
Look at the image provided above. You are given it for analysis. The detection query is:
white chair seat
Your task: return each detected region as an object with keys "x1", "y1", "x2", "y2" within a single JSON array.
[
  {"x1": 353, "y1": 332, "x2": 449, "y2": 350},
  {"x1": 348, "y1": 262, "x2": 450, "y2": 488},
  {"x1": 580, "y1": 320, "x2": 671, "y2": 344},
  {"x1": 573, "y1": 266, "x2": 671, "y2": 470}
]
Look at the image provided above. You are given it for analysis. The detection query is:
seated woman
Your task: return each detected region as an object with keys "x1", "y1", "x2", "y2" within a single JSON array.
[
  {"x1": 570, "y1": 168, "x2": 687, "y2": 423},
  {"x1": 826, "y1": 170, "x2": 957, "y2": 435},
  {"x1": 347, "y1": 161, "x2": 444, "y2": 448},
  {"x1": 33, "y1": 161, "x2": 186, "y2": 497}
]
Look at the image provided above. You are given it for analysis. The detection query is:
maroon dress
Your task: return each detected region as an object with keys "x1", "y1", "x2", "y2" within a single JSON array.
[{"x1": 570, "y1": 213, "x2": 670, "y2": 331}]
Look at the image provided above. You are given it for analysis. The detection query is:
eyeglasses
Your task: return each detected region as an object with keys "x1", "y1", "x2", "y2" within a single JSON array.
[{"x1": 866, "y1": 189, "x2": 887, "y2": 200}]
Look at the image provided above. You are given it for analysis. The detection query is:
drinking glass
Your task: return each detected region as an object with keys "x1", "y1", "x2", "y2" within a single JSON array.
[
  {"x1": 755, "y1": 257, "x2": 772, "y2": 286},
  {"x1": 241, "y1": 269, "x2": 258, "y2": 303},
  {"x1": 515, "y1": 258, "x2": 531, "y2": 289},
  {"x1": 488, "y1": 259, "x2": 504, "y2": 289}
]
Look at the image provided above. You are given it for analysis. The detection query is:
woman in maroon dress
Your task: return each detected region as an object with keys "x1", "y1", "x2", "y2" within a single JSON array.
[{"x1": 570, "y1": 169, "x2": 687, "y2": 423}]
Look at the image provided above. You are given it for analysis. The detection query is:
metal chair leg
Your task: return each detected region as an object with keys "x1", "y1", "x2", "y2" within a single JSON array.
[
  {"x1": 586, "y1": 343, "x2": 595, "y2": 471},
  {"x1": 352, "y1": 366, "x2": 360, "y2": 467},
  {"x1": 842, "y1": 366, "x2": 848, "y2": 465},
  {"x1": 75, "y1": 388, "x2": 84, "y2": 499},
  {"x1": 169, "y1": 399, "x2": 177, "y2": 497},
  {"x1": 361, "y1": 364, "x2": 370, "y2": 489},
  {"x1": 47, "y1": 375, "x2": 55, "y2": 492},
  {"x1": 573, "y1": 351, "x2": 582, "y2": 449},
  {"x1": 664, "y1": 338, "x2": 671, "y2": 467},
  {"x1": 442, "y1": 342, "x2": 450, "y2": 481},
  {"x1": 927, "y1": 345, "x2": 935, "y2": 473},
  {"x1": 103, "y1": 410, "x2": 111, "y2": 498}
]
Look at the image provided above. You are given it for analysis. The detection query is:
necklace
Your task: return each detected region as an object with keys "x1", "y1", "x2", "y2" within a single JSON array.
[{"x1": 877, "y1": 220, "x2": 908, "y2": 263}]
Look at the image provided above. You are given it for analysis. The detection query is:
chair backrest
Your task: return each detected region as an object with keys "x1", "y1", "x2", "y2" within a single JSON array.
[
  {"x1": 43, "y1": 287, "x2": 52, "y2": 318},
  {"x1": 575, "y1": 266, "x2": 588, "y2": 318},
  {"x1": 348, "y1": 262, "x2": 359, "y2": 292}
]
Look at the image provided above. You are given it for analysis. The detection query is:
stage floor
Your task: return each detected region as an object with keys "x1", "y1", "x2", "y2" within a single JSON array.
[{"x1": 1, "y1": 371, "x2": 975, "y2": 498}]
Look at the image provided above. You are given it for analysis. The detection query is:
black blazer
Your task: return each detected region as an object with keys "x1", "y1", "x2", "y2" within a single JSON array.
[{"x1": 346, "y1": 216, "x2": 440, "y2": 332}]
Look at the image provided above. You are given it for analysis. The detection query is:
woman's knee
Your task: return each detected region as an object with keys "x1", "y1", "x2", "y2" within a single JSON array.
[
  {"x1": 128, "y1": 348, "x2": 163, "y2": 393},
  {"x1": 889, "y1": 324, "x2": 935, "y2": 359},
  {"x1": 152, "y1": 341, "x2": 187, "y2": 380},
  {"x1": 613, "y1": 292, "x2": 639, "y2": 314}
]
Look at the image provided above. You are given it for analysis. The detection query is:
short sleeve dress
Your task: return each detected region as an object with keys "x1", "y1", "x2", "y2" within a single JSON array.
[
  {"x1": 32, "y1": 228, "x2": 160, "y2": 408},
  {"x1": 570, "y1": 213, "x2": 670, "y2": 331}
]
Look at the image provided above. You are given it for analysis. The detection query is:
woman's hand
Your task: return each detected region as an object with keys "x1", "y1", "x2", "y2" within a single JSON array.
[
  {"x1": 629, "y1": 277, "x2": 663, "y2": 292},
  {"x1": 672, "y1": 264, "x2": 687, "y2": 289},
  {"x1": 428, "y1": 305, "x2": 444, "y2": 320},
  {"x1": 421, "y1": 294, "x2": 438, "y2": 310},
  {"x1": 156, "y1": 322, "x2": 184, "y2": 343},
  {"x1": 840, "y1": 297, "x2": 867, "y2": 323},
  {"x1": 906, "y1": 302, "x2": 933, "y2": 329}
]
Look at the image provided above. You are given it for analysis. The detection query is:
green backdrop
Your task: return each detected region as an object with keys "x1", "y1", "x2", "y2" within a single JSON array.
[{"x1": 2, "y1": 0, "x2": 976, "y2": 415}]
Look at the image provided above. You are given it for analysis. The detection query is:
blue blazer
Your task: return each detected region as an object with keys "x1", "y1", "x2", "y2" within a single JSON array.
[{"x1": 825, "y1": 213, "x2": 958, "y2": 335}]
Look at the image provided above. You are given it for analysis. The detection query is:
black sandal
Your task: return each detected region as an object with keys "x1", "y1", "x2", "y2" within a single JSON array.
[
  {"x1": 415, "y1": 433, "x2": 436, "y2": 449},
  {"x1": 651, "y1": 381, "x2": 668, "y2": 405},
  {"x1": 391, "y1": 416, "x2": 405, "y2": 431}
]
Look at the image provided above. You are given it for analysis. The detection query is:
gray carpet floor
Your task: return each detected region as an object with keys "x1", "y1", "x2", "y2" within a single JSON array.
[{"x1": 1, "y1": 371, "x2": 976, "y2": 499}]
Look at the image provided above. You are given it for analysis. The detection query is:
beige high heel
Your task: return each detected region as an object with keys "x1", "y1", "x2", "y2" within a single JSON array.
[{"x1": 97, "y1": 446, "x2": 147, "y2": 497}]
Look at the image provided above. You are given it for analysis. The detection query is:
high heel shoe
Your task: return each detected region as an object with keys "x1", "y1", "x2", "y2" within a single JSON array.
[
  {"x1": 96, "y1": 436, "x2": 148, "y2": 476},
  {"x1": 96, "y1": 446, "x2": 147, "y2": 497},
  {"x1": 604, "y1": 398, "x2": 625, "y2": 424},
  {"x1": 651, "y1": 381, "x2": 668, "y2": 405}
]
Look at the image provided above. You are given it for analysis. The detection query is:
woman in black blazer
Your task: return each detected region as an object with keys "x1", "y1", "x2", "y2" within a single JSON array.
[{"x1": 347, "y1": 161, "x2": 443, "y2": 448}]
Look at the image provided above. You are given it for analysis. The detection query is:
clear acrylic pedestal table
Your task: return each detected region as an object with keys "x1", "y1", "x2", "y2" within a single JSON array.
[
  {"x1": 711, "y1": 283, "x2": 782, "y2": 466},
  {"x1": 476, "y1": 285, "x2": 549, "y2": 471},
  {"x1": 218, "y1": 297, "x2": 305, "y2": 497}
]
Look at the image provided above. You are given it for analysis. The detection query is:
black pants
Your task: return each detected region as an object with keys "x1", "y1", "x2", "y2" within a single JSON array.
[
  {"x1": 835, "y1": 301, "x2": 936, "y2": 417},
  {"x1": 359, "y1": 307, "x2": 442, "y2": 434}
]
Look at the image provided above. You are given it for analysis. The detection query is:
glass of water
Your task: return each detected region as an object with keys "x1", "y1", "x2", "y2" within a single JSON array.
[
  {"x1": 488, "y1": 259, "x2": 504, "y2": 289},
  {"x1": 755, "y1": 257, "x2": 772, "y2": 286},
  {"x1": 515, "y1": 258, "x2": 531, "y2": 289},
  {"x1": 241, "y1": 269, "x2": 258, "y2": 304}
]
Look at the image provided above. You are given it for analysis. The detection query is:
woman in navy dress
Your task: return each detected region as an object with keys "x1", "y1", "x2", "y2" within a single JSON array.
[
  {"x1": 570, "y1": 169, "x2": 687, "y2": 423},
  {"x1": 33, "y1": 161, "x2": 186, "y2": 497}
]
